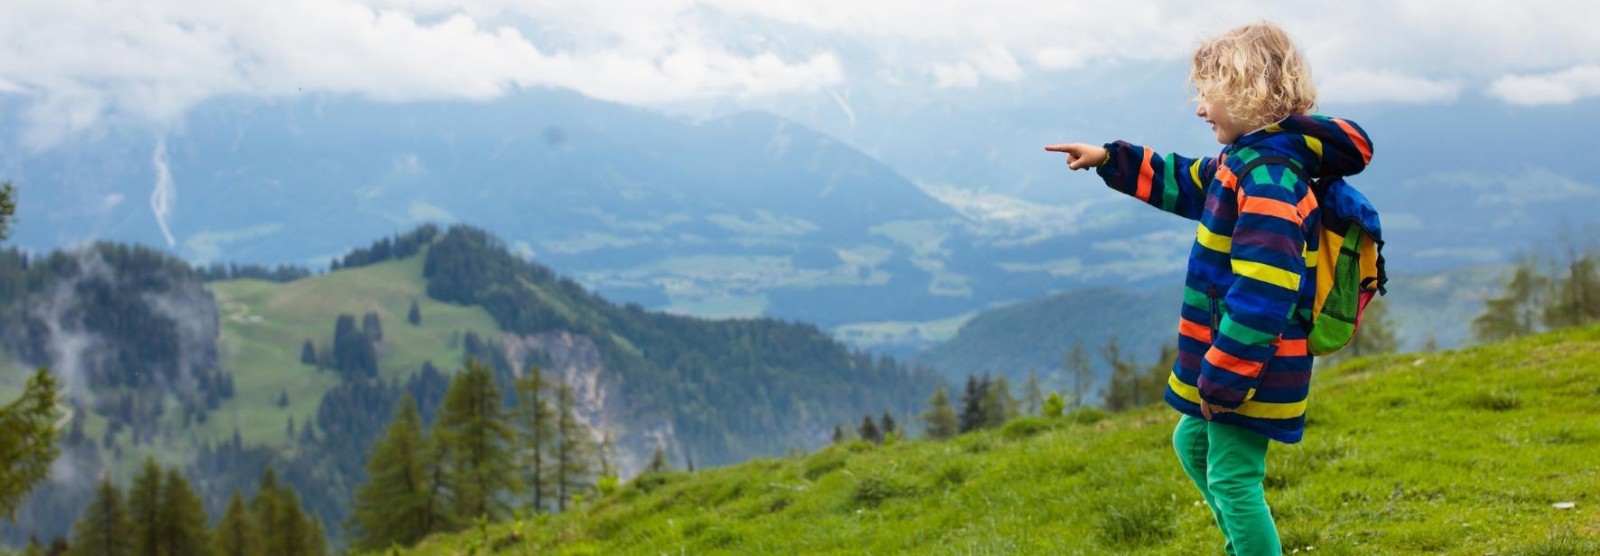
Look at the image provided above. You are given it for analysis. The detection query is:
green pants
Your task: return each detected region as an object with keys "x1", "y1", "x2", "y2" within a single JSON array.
[{"x1": 1173, "y1": 415, "x2": 1281, "y2": 556}]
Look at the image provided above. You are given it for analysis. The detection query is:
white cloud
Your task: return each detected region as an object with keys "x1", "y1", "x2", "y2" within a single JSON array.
[
  {"x1": 1319, "y1": 70, "x2": 1461, "y2": 104},
  {"x1": 1488, "y1": 65, "x2": 1600, "y2": 105},
  {"x1": 3, "y1": 0, "x2": 1600, "y2": 148}
]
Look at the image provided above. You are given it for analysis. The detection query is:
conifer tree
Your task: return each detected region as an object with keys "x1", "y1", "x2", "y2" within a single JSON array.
[
  {"x1": 158, "y1": 468, "x2": 211, "y2": 556},
  {"x1": 129, "y1": 458, "x2": 164, "y2": 556},
  {"x1": 513, "y1": 366, "x2": 555, "y2": 514},
  {"x1": 646, "y1": 443, "x2": 669, "y2": 473},
  {"x1": 858, "y1": 415, "x2": 881, "y2": 444},
  {"x1": 880, "y1": 411, "x2": 897, "y2": 438},
  {"x1": 69, "y1": 475, "x2": 131, "y2": 556},
  {"x1": 250, "y1": 469, "x2": 284, "y2": 556},
  {"x1": 984, "y1": 374, "x2": 1013, "y2": 427},
  {"x1": 437, "y1": 357, "x2": 517, "y2": 521},
  {"x1": 831, "y1": 426, "x2": 845, "y2": 444},
  {"x1": 274, "y1": 487, "x2": 309, "y2": 556},
  {"x1": 1473, "y1": 262, "x2": 1546, "y2": 343},
  {"x1": 921, "y1": 387, "x2": 959, "y2": 440},
  {"x1": 553, "y1": 382, "x2": 595, "y2": 511},
  {"x1": 212, "y1": 490, "x2": 261, "y2": 556},
  {"x1": 408, "y1": 300, "x2": 422, "y2": 326},
  {"x1": 300, "y1": 340, "x2": 316, "y2": 365},
  {"x1": 1023, "y1": 371, "x2": 1043, "y2": 416},
  {"x1": 1064, "y1": 341, "x2": 1094, "y2": 410},
  {"x1": 1, "y1": 368, "x2": 60, "y2": 519},
  {"x1": 350, "y1": 394, "x2": 441, "y2": 551},
  {"x1": 1543, "y1": 250, "x2": 1600, "y2": 329},
  {"x1": 958, "y1": 375, "x2": 984, "y2": 433}
]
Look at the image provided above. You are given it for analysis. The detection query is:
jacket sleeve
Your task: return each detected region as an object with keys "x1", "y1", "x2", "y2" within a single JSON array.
[
  {"x1": 1196, "y1": 162, "x2": 1309, "y2": 409},
  {"x1": 1095, "y1": 141, "x2": 1215, "y2": 221}
]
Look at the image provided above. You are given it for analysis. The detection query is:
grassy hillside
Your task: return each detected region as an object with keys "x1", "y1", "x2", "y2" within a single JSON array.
[
  {"x1": 391, "y1": 324, "x2": 1600, "y2": 555},
  {"x1": 205, "y1": 250, "x2": 502, "y2": 447}
]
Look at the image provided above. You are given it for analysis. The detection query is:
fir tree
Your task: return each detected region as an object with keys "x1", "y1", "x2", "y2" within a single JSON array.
[
  {"x1": 858, "y1": 415, "x2": 882, "y2": 444},
  {"x1": 646, "y1": 443, "x2": 669, "y2": 473},
  {"x1": 437, "y1": 357, "x2": 517, "y2": 521},
  {"x1": 1064, "y1": 341, "x2": 1094, "y2": 409},
  {"x1": 553, "y1": 381, "x2": 595, "y2": 512},
  {"x1": 158, "y1": 468, "x2": 211, "y2": 556},
  {"x1": 129, "y1": 458, "x2": 164, "y2": 556},
  {"x1": 958, "y1": 375, "x2": 984, "y2": 433},
  {"x1": 350, "y1": 394, "x2": 443, "y2": 551},
  {"x1": 69, "y1": 474, "x2": 132, "y2": 556},
  {"x1": 983, "y1": 374, "x2": 1013, "y2": 427},
  {"x1": 300, "y1": 340, "x2": 316, "y2": 365},
  {"x1": 1473, "y1": 262, "x2": 1546, "y2": 343},
  {"x1": 921, "y1": 387, "x2": 959, "y2": 440},
  {"x1": 0, "y1": 368, "x2": 60, "y2": 519},
  {"x1": 1543, "y1": 250, "x2": 1600, "y2": 329},
  {"x1": 513, "y1": 366, "x2": 555, "y2": 514},
  {"x1": 880, "y1": 411, "x2": 897, "y2": 438},
  {"x1": 1023, "y1": 371, "x2": 1044, "y2": 416},
  {"x1": 250, "y1": 469, "x2": 285, "y2": 556},
  {"x1": 212, "y1": 490, "x2": 262, "y2": 556},
  {"x1": 831, "y1": 426, "x2": 845, "y2": 444},
  {"x1": 408, "y1": 300, "x2": 422, "y2": 326},
  {"x1": 362, "y1": 311, "x2": 384, "y2": 342}
]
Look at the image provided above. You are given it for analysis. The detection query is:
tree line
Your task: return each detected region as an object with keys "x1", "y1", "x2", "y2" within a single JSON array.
[
  {"x1": 346, "y1": 358, "x2": 608, "y2": 552},
  {"x1": 1472, "y1": 240, "x2": 1600, "y2": 343}
]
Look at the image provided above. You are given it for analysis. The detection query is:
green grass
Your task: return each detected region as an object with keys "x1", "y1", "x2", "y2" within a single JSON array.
[
  {"x1": 386, "y1": 324, "x2": 1600, "y2": 555},
  {"x1": 201, "y1": 250, "x2": 502, "y2": 449}
]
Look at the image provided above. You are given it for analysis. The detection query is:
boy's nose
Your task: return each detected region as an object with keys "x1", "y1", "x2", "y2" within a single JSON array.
[{"x1": 1195, "y1": 105, "x2": 1206, "y2": 118}]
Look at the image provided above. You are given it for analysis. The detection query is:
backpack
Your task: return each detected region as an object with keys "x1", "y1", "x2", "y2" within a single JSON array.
[{"x1": 1236, "y1": 155, "x2": 1387, "y2": 356}]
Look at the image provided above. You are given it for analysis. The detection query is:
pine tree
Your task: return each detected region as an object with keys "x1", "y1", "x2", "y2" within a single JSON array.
[
  {"x1": 1023, "y1": 371, "x2": 1043, "y2": 416},
  {"x1": 437, "y1": 357, "x2": 517, "y2": 521},
  {"x1": 274, "y1": 488, "x2": 309, "y2": 556},
  {"x1": 553, "y1": 381, "x2": 595, "y2": 512},
  {"x1": 129, "y1": 458, "x2": 164, "y2": 556},
  {"x1": 513, "y1": 366, "x2": 555, "y2": 514},
  {"x1": 408, "y1": 300, "x2": 422, "y2": 326},
  {"x1": 0, "y1": 368, "x2": 61, "y2": 519},
  {"x1": 350, "y1": 394, "x2": 442, "y2": 551},
  {"x1": 1543, "y1": 250, "x2": 1600, "y2": 329},
  {"x1": 158, "y1": 468, "x2": 211, "y2": 556},
  {"x1": 921, "y1": 387, "x2": 959, "y2": 440},
  {"x1": 646, "y1": 443, "x2": 669, "y2": 473},
  {"x1": 831, "y1": 426, "x2": 845, "y2": 444},
  {"x1": 212, "y1": 490, "x2": 261, "y2": 556},
  {"x1": 984, "y1": 374, "x2": 1014, "y2": 427},
  {"x1": 958, "y1": 375, "x2": 984, "y2": 433},
  {"x1": 880, "y1": 411, "x2": 897, "y2": 438},
  {"x1": 69, "y1": 475, "x2": 132, "y2": 556},
  {"x1": 859, "y1": 415, "x2": 881, "y2": 444},
  {"x1": 251, "y1": 470, "x2": 279, "y2": 554},
  {"x1": 1064, "y1": 341, "x2": 1094, "y2": 410},
  {"x1": 362, "y1": 311, "x2": 384, "y2": 342},
  {"x1": 1473, "y1": 262, "x2": 1546, "y2": 343},
  {"x1": 300, "y1": 340, "x2": 316, "y2": 365}
]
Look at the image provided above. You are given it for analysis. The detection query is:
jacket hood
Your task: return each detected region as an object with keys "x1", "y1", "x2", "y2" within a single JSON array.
[{"x1": 1234, "y1": 114, "x2": 1373, "y2": 178}]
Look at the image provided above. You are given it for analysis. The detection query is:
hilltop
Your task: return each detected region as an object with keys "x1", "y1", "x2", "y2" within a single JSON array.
[{"x1": 390, "y1": 323, "x2": 1600, "y2": 555}]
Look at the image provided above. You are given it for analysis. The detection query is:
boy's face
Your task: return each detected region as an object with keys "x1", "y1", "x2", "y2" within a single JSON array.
[{"x1": 1195, "y1": 95, "x2": 1250, "y2": 145}]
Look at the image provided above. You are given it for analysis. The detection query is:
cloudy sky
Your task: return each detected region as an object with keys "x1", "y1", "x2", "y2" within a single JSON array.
[{"x1": 2, "y1": 0, "x2": 1598, "y2": 149}]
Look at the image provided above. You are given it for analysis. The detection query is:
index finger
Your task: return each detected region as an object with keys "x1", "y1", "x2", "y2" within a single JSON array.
[{"x1": 1043, "y1": 144, "x2": 1077, "y2": 153}]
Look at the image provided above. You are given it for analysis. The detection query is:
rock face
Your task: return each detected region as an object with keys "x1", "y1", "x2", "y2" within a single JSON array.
[{"x1": 502, "y1": 331, "x2": 676, "y2": 478}]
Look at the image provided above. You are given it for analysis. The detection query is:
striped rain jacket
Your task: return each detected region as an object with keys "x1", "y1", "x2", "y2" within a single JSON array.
[{"x1": 1096, "y1": 114, "x2": 1373, "y2": 443}]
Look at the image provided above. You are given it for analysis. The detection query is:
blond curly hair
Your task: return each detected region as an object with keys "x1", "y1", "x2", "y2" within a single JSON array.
[{"x1": 1190, "y1": 21, "x2": 1317, "y2": 130}]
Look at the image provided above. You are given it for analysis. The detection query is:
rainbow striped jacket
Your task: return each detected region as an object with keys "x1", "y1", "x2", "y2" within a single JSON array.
[{"x1": 1096, "y1": 114, "x2": 1373, "y2": 443}]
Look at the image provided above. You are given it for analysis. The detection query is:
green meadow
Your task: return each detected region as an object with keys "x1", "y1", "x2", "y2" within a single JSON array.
[
  {"x1": 387, "y1": 324, "x2": 1600, "y2": 555},
  {"x1": 201, "y1": 251, "x2": 502, "y2": 449}
]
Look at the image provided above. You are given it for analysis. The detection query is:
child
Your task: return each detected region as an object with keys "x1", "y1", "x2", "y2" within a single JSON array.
[{"x1": 1045, "y1": 21, "x2": 1372, "y2": 556}]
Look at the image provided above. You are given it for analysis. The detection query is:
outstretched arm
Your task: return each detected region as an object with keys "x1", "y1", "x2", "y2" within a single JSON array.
[{"x1": 1045, "y1": 141, "x2": 1216, "y2": 221}]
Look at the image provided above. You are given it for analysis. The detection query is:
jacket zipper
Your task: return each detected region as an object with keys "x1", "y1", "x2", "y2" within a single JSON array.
[{"x1": 1207, "y1": 285, "x2": 1221, "y2": 343}]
